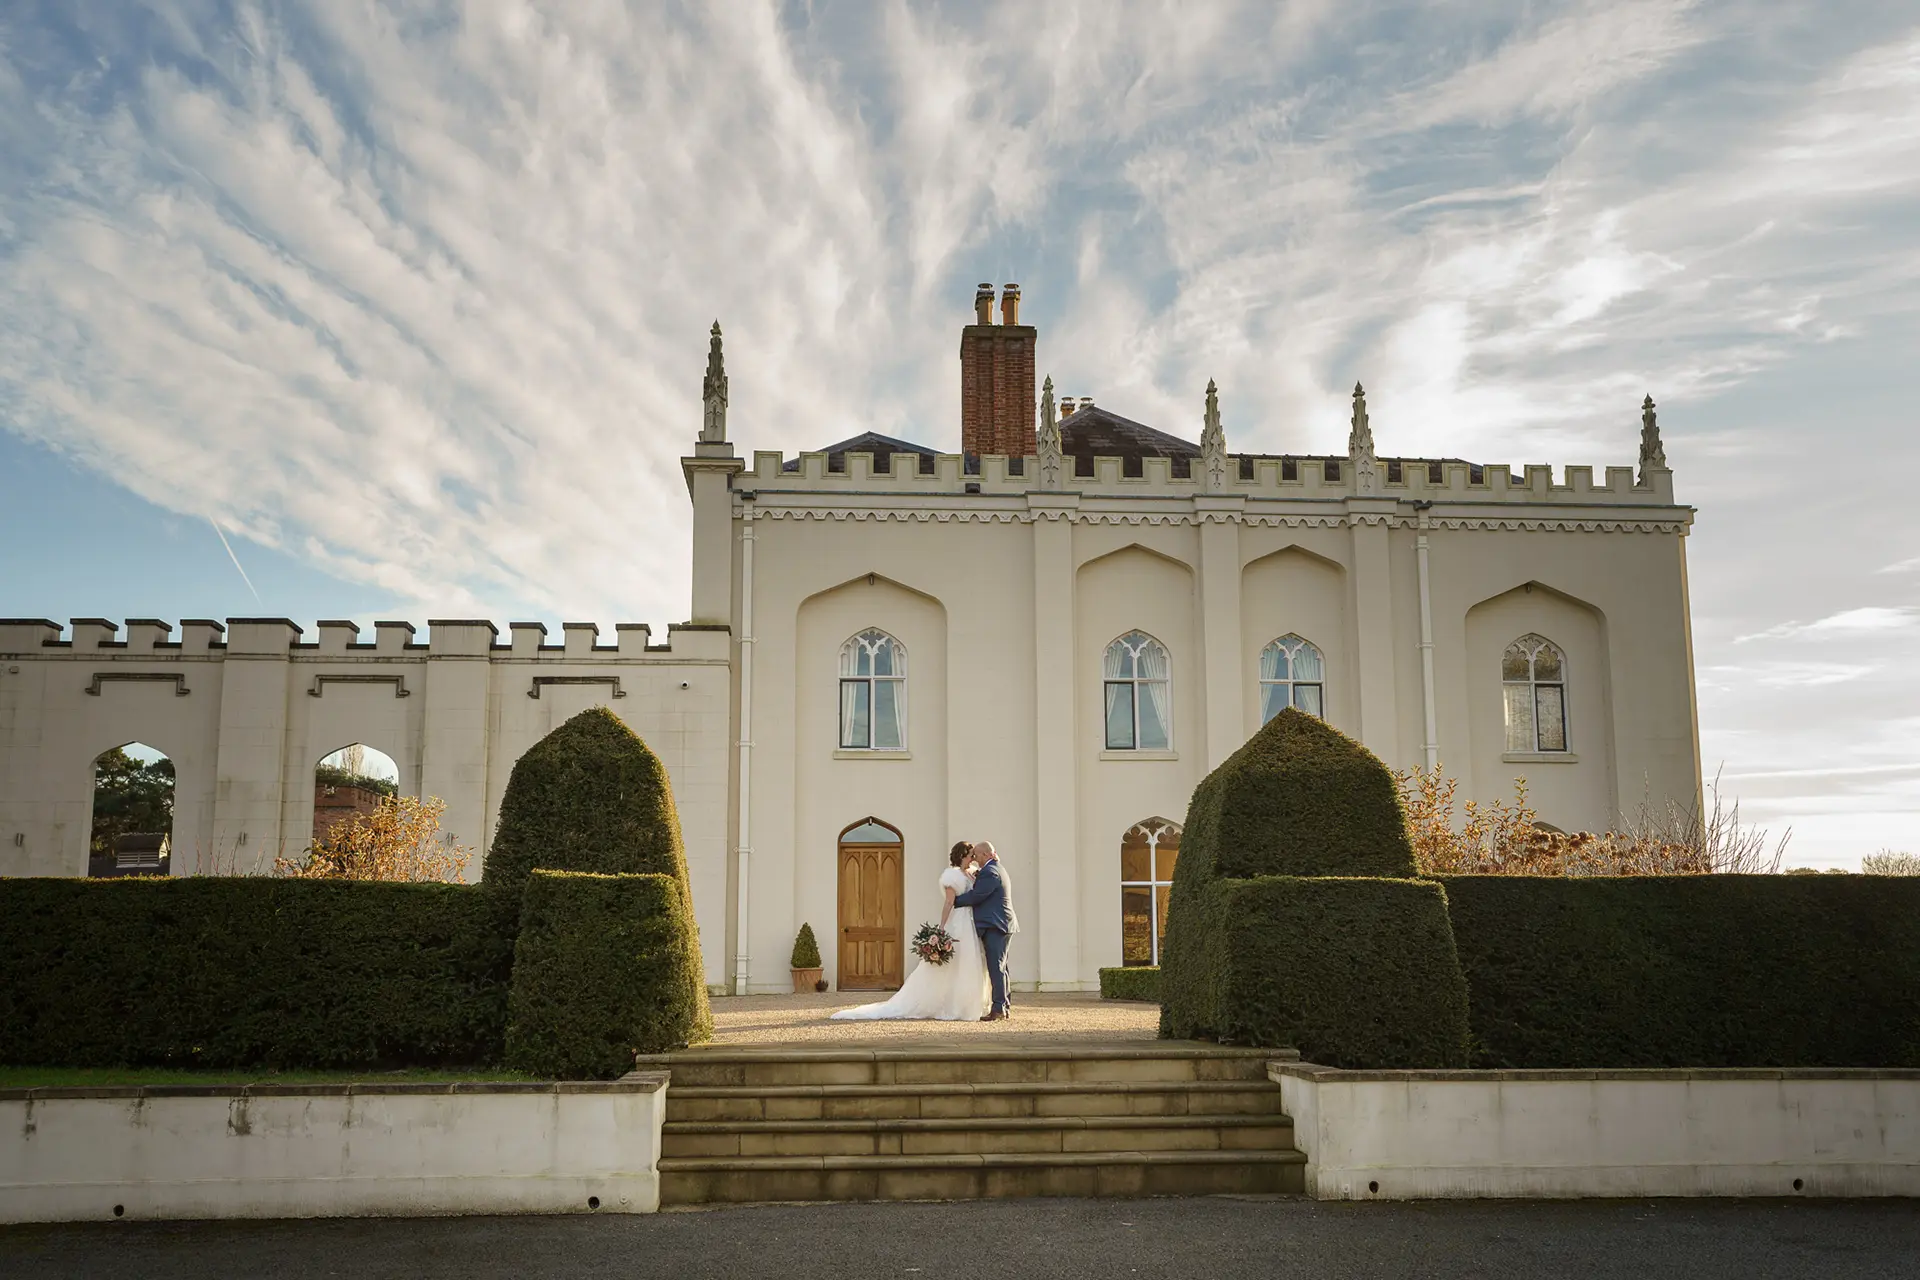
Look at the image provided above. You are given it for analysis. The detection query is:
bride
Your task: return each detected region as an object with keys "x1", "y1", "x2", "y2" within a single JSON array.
[{"x1": 832, "y1": 842, "x2": 991, "y2": 1022}]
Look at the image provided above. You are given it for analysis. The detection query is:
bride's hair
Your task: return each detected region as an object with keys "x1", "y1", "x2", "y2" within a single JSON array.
[{"x1": 949, "y1": 841, "x2": 973, "y2": 868}]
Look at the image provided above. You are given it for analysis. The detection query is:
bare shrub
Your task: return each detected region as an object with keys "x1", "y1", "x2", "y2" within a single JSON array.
[
  {"x1": 1862, "y1": 849, "x2": 1920, "y2": 876},
  {"x1": 1398, "y1": 765, "x2": 1789, "y2": 876},
  {"x1": 276, "y1": 794, "x2": 473, "y2": 883}
]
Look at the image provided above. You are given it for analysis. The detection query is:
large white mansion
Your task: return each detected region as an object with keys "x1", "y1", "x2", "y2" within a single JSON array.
[{"x1": 0, "y1": 285, "x2": 1702, "y2": 993}]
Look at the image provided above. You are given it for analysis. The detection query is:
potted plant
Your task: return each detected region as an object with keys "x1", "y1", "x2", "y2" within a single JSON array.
[{"x1": 790, "y1": 922, "x2": 824, "y2": 993}]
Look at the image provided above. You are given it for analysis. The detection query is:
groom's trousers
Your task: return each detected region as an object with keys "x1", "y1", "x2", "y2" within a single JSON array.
[{"x1": 979, "y1": 928, "x2": 1011, "y2": 1014}]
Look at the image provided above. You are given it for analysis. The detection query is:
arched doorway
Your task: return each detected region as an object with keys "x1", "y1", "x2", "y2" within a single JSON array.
[
  {"x1": 837, "y1": 817, "x2": 904, "y2": 990},
  {"x1": 313, "y1": 743, "x2": 401, "y2": 850},
  {"x1": 88, "y1": 743, "x2": 175, "y2": 878},
  {"x1": 1120, "y1": 818, "x2": 1182, "y2": 966}
]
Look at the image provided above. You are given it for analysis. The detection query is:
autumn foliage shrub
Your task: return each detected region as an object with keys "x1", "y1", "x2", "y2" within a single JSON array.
[{"x1": 276, "y1": 794, "x2": 473, "y2": 882}]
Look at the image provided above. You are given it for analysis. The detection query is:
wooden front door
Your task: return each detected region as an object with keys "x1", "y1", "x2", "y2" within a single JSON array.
[{"x1": 838, "y1": 840, "x2": 904, "y2": 990}]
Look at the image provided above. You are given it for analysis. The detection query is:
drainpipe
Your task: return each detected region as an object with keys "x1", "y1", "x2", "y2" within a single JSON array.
[
  {"x1": 1414, "y1": 502, "x2": 1439, "y2": 772},
  {"x1": 733, "y1": 504, "x2": 756, "y2": 995}
]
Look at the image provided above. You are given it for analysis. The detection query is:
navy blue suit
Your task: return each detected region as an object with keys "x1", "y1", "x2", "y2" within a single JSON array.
[{"x1": 953, "y1": 859, "x2": 1012, "y2": 1014}]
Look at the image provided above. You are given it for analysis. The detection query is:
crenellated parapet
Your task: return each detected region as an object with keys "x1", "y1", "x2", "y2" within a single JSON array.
[{"x1": 0, "y1": 618, "x2": 731, "y2": 663}]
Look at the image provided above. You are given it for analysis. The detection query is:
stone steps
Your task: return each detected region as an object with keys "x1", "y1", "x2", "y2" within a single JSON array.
[
  {"x1": 645, "y1": 1042, "x2": 1304, "y2": 1203},
  {"x1": 663, "y1": 1113, "x2": 1296, "y2": 1157},
  {"x1": 657, "y1": 1150, "x2": 1307, "y2": 1205},
  {"x1": 666, "y1": 1080, "x2": 1290, "y2": 1122}
]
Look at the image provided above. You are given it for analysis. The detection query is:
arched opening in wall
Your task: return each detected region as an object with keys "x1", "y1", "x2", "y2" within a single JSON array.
[
  {"x1": 88, "y1": 743, "x2": 175, "y2": 878},
  {"x1": 1120, "y1": 818, "x2": 1182, "y2": 966},
  {"x1": 837, "y1": 817, "x2": 904, "y2": 992},
  {"x1": 313, "y1": 743, "x2": 400, "y2": 852}
]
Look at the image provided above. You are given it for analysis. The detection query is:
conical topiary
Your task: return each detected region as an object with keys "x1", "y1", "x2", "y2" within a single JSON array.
[
  {"x1": 485, "y1": 707, "x2": 710, "y2": 1042},
  {"x1": 1184, "y1": 706, "x2": 1418, "y2": 881},
  {"x1": 791, "y1": 923, "x2": 822, "y2": 970},
  {"x1": 1157, "y1": 707, "x2": 1468, "y2": 1067}
]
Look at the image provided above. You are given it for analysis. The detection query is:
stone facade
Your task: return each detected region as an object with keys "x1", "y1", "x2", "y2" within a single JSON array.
[{"x1": 0, "y1": 294, "x2": 1702, "y2": 998}]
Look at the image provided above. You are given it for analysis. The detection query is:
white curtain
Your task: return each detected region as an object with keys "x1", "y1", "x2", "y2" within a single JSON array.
[{"x1": 1136, "y1": 639, "x2": 1170, "y2": 750}]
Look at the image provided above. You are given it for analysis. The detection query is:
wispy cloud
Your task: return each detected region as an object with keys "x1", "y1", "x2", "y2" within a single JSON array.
[
  {"x1": 1, "y1": 1, "x2": 1917, "y2": 862},
  {"x1": 1736, "y1": 607, "x2": 1919, "y2": 644}
]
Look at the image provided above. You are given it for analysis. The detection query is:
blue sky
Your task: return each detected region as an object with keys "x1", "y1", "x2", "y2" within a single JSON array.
[{"x1": 1, "y1": 1, "x2": 1916, "y2": 865}]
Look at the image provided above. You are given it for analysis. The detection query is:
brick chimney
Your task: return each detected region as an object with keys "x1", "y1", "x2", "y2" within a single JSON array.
[{"x1": 960, "y1": 282, "x2": 1036, "y2": 458}]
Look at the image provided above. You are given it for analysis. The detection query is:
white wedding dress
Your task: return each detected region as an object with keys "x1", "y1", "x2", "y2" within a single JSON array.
[{"x1": 831, "y1": 866, "x2": 992, "y2": 1021}]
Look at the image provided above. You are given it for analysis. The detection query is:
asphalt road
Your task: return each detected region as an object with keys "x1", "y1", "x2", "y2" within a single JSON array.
[{"x1": 4, "y1": 1197, "x2": 1917, "y2": 1279}]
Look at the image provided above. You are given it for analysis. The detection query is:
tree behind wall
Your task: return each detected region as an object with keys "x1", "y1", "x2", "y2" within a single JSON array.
[{"x1": 89, "y1": 749, "x2": 175, "y2": 859}]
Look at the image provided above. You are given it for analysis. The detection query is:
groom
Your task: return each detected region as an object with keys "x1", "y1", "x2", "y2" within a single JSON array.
[{"x1": 953, "y1": 839, "x2": 1016, "y2": 1020}]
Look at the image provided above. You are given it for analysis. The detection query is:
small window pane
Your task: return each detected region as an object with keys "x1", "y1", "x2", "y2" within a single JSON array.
[
  {"x1": 1504, "y1": 684, "x2": 1534, "y2": 753},
  {"x1": 1502, "y1": 647, "x2": 1531, "y2": 681},
  {"x1": 872, "y1": 639, "x2": 894, "y2": 677},
  {"x1": 873, "y1": 680, "x2": 902, "y2": 750},
  {"x1": 1121, "y1": 887, "x2": 1154, "y2": 965},
  {"x1": 1291, "y1": 644, "x2": 1323, "y2": 682},
  {"x1": 1121, "y1": 841, "x2": 1151, "y2": 881},
  {"x1": 1155, "y1": 885, "x2": 1173, "y2": 954},
  {"x1": 1105, "y1": 683, "x2": 1136, "y2": 750},
  {"x1": 1261, "y1": 682, "x2": 1289, "y2": 724},
  {"x1": 1536, "y1": 684, "x2": 1567, "y2": 751},
  {"x1": 1532, "y1": 645, "x2": 1562, "y2": 681},
  {"x1": 1295, "y1": 684, "x2": 1324, "y2": 717},
  {"x1": 1260, "y1": 643, "x2": 1287, "y2": 681},
  {"x1": 842, "y1": 820, "x2": 899, "y2": 843},
  {"x1": 1137, "y1": 683, "x2": 1170, "y2": 750},
  {"x1": 1154, "y1": 843, "x2": 1179, "y2": 882},
  {"x1": 841, "y1": 680, "x2": 870, "y2": 749}
]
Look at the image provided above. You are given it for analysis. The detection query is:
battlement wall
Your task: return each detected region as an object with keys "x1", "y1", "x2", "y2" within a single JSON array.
[
  {"x1": 0, "y1": 618, "x2": 732, "y2": 661},
  {"x1": 742, "y1": 450, "x2": 1676, "y2": 507}
]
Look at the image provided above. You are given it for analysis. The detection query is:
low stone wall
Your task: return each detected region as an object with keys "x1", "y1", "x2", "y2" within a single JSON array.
[
  {"x1": 1272, "y1": 1063, "x2": 1920, "y2": 1200},
  {"x1": 0, "y1": 1075, "x2": 669, "y2": 1223}
]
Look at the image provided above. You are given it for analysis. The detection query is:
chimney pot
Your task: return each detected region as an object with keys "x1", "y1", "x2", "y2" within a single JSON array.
[
  {"x1": 1001, "y1": 283, "x2": 1021, "y2": 326},
  {"x1": 974, "y1": 282, "x2": 995, "y2": 326}
]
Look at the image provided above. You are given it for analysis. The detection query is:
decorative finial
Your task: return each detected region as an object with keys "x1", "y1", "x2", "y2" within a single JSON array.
[
  {"x1": 1038, "y1": 375, "x2": 1064, "y2": 490},
  {"x1": 1638, "y1": 394, "x2": 1666, "y2": 483},
  {"x1": 1200, "y1": 378, "x2": 1227, "y2": 493},
  {"x1": 1348, "y1": 381, "x2": 1378, "y2": 494},
  {"x1": 700, "y1": 321, "x2": 728, "y2": 443}
]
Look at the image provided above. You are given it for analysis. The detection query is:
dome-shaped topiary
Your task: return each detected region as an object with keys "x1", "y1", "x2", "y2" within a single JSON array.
[
  {"x1": 486, "y1": 707, "x2": 710, "y2": 1046},
  {"x1": 1185, "y1": 706, "x2": 1418, "y2": 881},
  {"x1": 1158, "y1": 707, "x2": 1468, "y2": 1067},
  {"x1": 791, "y1": 923, "x2": 822, "y2": 970},
  {"x1": 485, "y1": 707, "x2": 698, "y2": 899}
]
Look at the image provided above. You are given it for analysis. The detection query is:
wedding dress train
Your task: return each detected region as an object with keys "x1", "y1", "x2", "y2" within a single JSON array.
[{"x1": 831, "y1": 866, "x2": 992, "y2": 1021}]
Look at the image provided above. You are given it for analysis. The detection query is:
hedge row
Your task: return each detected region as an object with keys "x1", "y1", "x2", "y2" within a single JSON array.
[
  {"x1": 506, "y1": 871, "x2": 712, "y2": 1078},
  {"x1": 0, "y1": 878, "x2": 510, "y2": 1069},
  {"x1": 1, "y1": 708, "x2": 713, "y2": 1078},
  {"x1": 1441, "y1": 875, "x2": 1920, "y2": 1069},
  {"x1": 1098, "y1": 966, "x2": 1161, "y2": 1002},
  {"x1": 1160, "y1": 875, "x2": 1469, "y2": 1068}
]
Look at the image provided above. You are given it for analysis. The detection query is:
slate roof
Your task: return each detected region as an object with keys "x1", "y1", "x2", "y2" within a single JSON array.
[
  {"x1": 781, "y1": 431, "x2": 941, "y2": 475},
  {"x1": 785, "y1": 414, "x2": 1481, "y2": 484}
]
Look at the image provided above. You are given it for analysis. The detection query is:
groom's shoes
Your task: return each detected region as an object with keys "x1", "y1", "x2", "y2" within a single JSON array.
[{"x1": 979, "y1": 1011, "x2": 1007, "y2": 1021}]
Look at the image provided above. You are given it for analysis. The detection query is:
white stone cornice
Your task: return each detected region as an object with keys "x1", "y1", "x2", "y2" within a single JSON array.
[{"x1": 744, "y1": 499, "x2": 1691, "y2": 534}]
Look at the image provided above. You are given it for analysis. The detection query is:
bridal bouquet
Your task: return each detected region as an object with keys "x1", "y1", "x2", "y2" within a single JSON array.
[{"x1": 911, "y1": 923, "x2": 957, "y2": 966}]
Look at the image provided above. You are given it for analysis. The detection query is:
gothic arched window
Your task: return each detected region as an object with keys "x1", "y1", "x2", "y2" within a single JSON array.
[
  {"x1": 1503, "y1": 634, "x2": 1568, "y2": 753},
  {"x1": 1120, "y1": 818, "x2": 1182, "y2": 966},
  {"x1": 840, "y1": 630, "x2": 906, "y2": 750},
  {"x1": 1259, "y1": 635, "x2": 1325, "y2": 723},
  {"x1": 1104, "y1": 631, "x2": 1171, "y2": 751}
]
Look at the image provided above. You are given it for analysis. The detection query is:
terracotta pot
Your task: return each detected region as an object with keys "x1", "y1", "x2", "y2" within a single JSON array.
[{"x1": 791, "y1": 967, "x2": 823, "y2": 993}]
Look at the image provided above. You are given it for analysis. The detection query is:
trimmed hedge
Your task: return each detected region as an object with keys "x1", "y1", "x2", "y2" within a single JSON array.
[
  {"x1": 484, "y1": 707, "x2": 710, "y2": 1036},
  {"x1": 1099, "y1": 966, "x2": 1161, "y2": 1002},
  {"x1": 1182, "y1": 708, "x2": 1416, "y2": 881},
  {"x1": 1159, "y1": 708, "x2": 1463, "y2": 1065},
  {"x1": 1442, "y1": 875, "x2": 1920, "y2": 1069},
  {"x1": 0, "y1": 878, "x2": 508, "y2": 1069},
  {"x1": 505, "y1": 871, "x2": 712, "y2": 1078},
  {"x1": 1159, "y1": 876, "x2": 1469, "y2": 1068}
]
